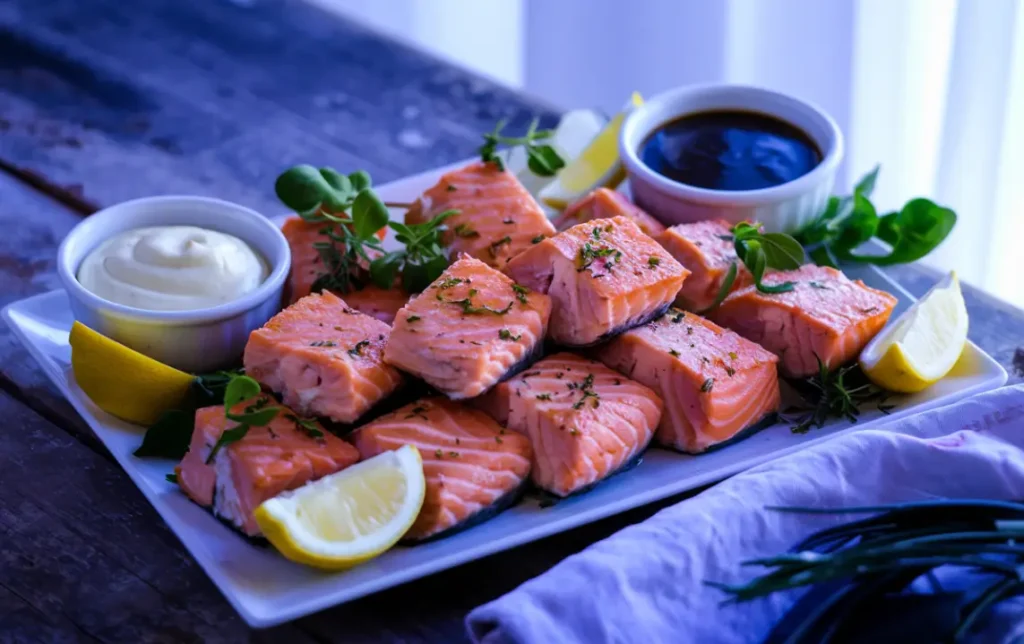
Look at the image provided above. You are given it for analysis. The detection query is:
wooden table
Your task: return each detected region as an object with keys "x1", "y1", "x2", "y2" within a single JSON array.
[{"x1": 2, "y1": 1, "x2": 1022, "y2": 642}]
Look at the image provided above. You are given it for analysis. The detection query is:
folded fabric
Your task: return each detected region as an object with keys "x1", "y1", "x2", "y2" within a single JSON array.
[{"x1": 467, "y1": 384, "x2": 1024, "y2": 644}]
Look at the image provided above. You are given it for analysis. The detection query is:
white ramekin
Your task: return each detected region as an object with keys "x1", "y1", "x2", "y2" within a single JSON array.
[
  {"x1": 620, "y1": 84, "x2": 844, "y2": 233},
  {"x1": 57, "y1": 196, "x2": 290, "y2": 373}
]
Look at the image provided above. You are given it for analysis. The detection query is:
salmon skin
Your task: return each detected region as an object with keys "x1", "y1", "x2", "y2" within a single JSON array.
[
  {"x1": 656, "y1": 220, "x2": 753, "y2": 312},
  {"x1": 503, "y1": 216, "x2": 689, "y2": 346},
  {"x1": 595, "y1": 308, "x2": 780, "y2": 454},
  {"x1": 404, "y1": 161, "x2": 556, "y2": 268},
  {"x1": 384, "y1": 255, "x2": 552, "y2": 399},
  {"x1": 554, "y1": 188, "x2": 666, "y2": 237},
  {"x1": 281, "y1": 216, "x2": 409, "y2": 323},
  {"x1": 351, "y1": 397, "x2": 532, "y2": 542},
  {"x1": 176, "y1": 396, "x2": 360, "y2": 537},
  {"x1": 244, "y1": 292, "x2": 404, "y2": 423},
  {"x1": 711, "y1": 264, "x2": 898, "y2": 378},
  {"x1": 473, "y1": 352, "x2": 662, "y2": 497}
]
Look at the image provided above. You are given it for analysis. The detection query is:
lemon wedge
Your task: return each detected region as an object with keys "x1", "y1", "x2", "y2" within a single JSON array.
[
  {"x1": 255, "y1": 445, "x2": 426, "y2": 570},
  {"x1": 538, "y1": 92, "x2": 644, "y2": 210},
  {"x1": 507, "y1": 109, "x2": 608, "y2": 197},
  {"x1": 69, "y1": 321, "x2": 194, "y2": 425},
  {"x1": 859, "y1": 271, "x2": 968, "y2": 393}
]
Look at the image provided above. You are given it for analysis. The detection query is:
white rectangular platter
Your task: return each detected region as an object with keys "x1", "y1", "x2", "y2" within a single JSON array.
[{"x1": 2, "y1": 163, "x2": 1008, "y2": 628}]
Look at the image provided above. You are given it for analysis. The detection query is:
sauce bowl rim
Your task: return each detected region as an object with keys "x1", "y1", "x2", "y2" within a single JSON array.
[
  {"x1": 620, "y1": 83, "x2": 844, "y2": 206},
  {"x1": 57, "y1": 195, "x2": 291, "y2": 324}
]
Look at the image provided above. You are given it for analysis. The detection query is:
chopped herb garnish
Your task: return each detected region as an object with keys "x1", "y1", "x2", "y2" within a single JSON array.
[
  {"x1": 499, "y1": 329, "x2": 522, "y2": 341},
  {"x1": 687, "y1": 326, "x2": 694, "y2": 335},
  {"x1": 310, "y1": 340, "x2": 337, "y2": 347},
  {"x1": 406, "y1": 315, "x2": 421, "y2": 323},
  {"x1": 577, "y1": 242, "x2": 619, "y2": 272},
  {"x1": 809, "y1": 281, "x2": 830, "y2": 290},
  {"x1": 434, "y1": 449, "x2": 443, "y2": 458},
  {"x1": 348, "y1": 340, "x2": 370, "y2": 357},
  {"x1": 489, "y1": 236, "x2": 512, "y2": 257},
  {"x1": 445, "y1": 298, "x2": 514, "y2": 315},
  {"x1": 468, "y1": 288, "x2": 479, "y2": 297},
  {"x1": 569, "y1": 428, "x2": 580, "y2": 436},
  {"x1": 669, "y1": 349, "x2": 681, "y2": 357},
  {"x1": 613, "y1": 378, "x2": 621, "y2": 385},
  {"x1": 701, "y1": 378, "x2": 715, "y2": 393},
  {"x1": 592, "y1": 227, "x2": 602, "y2": 240},
  {"x1": 286, "y1": 414, "x2": 324, "y2": 438},
  {"x1": 861, "y1": 306, "x2": 880, "y2": 314},
  {"x1": 671, "y1": 312, "x2": 685, "y2": 323},
  {"x1": 536, "y1": 394, "x2": 552, "y2": 401},
  {"x1": 437, "y1": 277, "x2": 464, "y2": 290},
  {"x1": 449, "y1": 451, "x2": 460, "y2": 458},
  {"x1": 728, "y1": 351, "x2": 738, "y2": 360},
  {"x1": 648, "y1": 256, "x2": 661, "y2": 269},
  {"x1": 454, "y1": 223, "x2": 480, "y2": 238},
  {"x1": 165, "y1": 473, "x2": 178, "y2": 484},
  {"x1": 405, "y1": 405, "x2": 429, "y2": 420},
  {"x1": 503, "y1": 218, "x2": 515, "y2": 225},
  {"x1": 446, "y1": 184, "x2": 457, "y2": 192},
  {"x1": 531, "y1": 235, "x2": 545, "y2": 244},
  {"x1": 495, "y1": 436, "x2": 503, "y2": 444},
  {"x1": 571, "y1": 373, "x2": 600, "y2": 409},
  {"x1": 512, "y1": 283, "x2": 529, "y2": 304},
  {"x1": 725, "y1": 366, "x2": 736, "y2": 377}
]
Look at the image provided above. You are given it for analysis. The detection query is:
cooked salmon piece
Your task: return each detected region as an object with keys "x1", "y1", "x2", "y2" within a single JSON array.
[
  {"x1": 404, "y1": 161, "x2": 556, "y2": 267},
  {"x1": 473, "y1": 352, "x2": 662, "y2": 497},
  {"x1": 657, "y1": 219, "x2": 753, "y2": 312},
  {"x1": 554, "y1": 188, "x2": 666, "y2": 237},
  {"x1": 384, "y1": 255, "x2": 552, "y2": 399},
  {"x1": 175, "y1": 397, "x2": 360, "y2": 537},
  {"x1": 351, "y1": 397, "x2": 532, "y2": 542},
  {"x1": 595, "y1": 308, "x2": 780, "y2": 453},
  {"x1": 282, "y1": 216, "x2": 323, "y2": 303},
  {"x1": 710, "y1": 264, "x2": 898, "y2": 378},
  {"x1": 281, "y1": 216, "x2": 410, "y2": 322},
  {"x1": 502, "y1": 216, "x2": 689, "y2": 346},
  {"x1": 244, "y1": 292, "x2": 404, "y2": 423}
]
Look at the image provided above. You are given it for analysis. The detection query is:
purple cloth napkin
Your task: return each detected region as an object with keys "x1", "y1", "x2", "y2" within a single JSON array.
[{"x1": 467, "y1": 384, "x2": 1024, "y2": 644}]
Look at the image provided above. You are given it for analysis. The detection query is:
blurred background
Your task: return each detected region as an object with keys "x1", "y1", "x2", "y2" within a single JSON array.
[{"x1": 313, "y1": 0, "x2": 1024, "y2": 307}]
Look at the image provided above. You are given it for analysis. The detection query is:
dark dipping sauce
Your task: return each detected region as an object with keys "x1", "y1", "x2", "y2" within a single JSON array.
[{"x1": 640, "y1": 110, "x2": 822, "y2": 191}]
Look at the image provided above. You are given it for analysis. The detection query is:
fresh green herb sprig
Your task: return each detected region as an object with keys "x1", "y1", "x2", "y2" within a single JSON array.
[
  {"x1": 795, "y1": 166, "x2": 957, "y2": 267},
  {"x1": 205, "y1": 376, "x2": 282, "y2": 463},
  {"x1": 275, "y1": 165, "x2": 455, "y2": 294},
  {"x1": 782, "y1": 357, "x2": 892, "y2": 434},
  {"x1": 480, "y1": 118, "x2": 565, "y2": 177},
  {"x1": 709, "y1": 500, "x2": 1024, "y2": 643},
  {"x1": 711, "y1": 222, "x2": 806, "y2": 308}
]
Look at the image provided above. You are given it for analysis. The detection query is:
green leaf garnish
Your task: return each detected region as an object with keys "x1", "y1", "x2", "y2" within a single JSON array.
[{"x1": 479, "y1": 118, "x2": 565, "y2": 178}]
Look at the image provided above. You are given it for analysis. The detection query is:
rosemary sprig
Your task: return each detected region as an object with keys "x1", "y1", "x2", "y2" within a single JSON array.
[
  {"x1": 709, "y1": 500, "x2": 1024, "y2": 643},
  {"x1": 479, "y1": 118, "x2": 565, "y2": 176},
  {"x1": 782, "y1": 357, "x2": 892, "y2": 434}
]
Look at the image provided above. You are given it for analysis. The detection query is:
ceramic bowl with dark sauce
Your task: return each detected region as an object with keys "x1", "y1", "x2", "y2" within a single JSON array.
[{"x1": 620, "y1": 84, "x2": 843, "y2": 233}]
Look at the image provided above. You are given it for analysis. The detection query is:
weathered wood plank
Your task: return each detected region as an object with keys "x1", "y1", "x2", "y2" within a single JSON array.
[
  {"x1": 0, "y1": 390, "x2": 318, "y2": 644},
  {"x1": 0, "y1": 0, "x2": 558, "y2": 216}
]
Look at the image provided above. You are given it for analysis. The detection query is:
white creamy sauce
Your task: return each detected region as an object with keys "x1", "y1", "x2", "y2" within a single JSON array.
[{"x1": 76, "y1": 226, "x2": 268, "y2": 311}]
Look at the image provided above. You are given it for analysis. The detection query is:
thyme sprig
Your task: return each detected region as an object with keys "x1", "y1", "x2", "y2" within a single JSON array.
[{"x1": 782, "y1": 357, "x2": 892, "y2": 434}]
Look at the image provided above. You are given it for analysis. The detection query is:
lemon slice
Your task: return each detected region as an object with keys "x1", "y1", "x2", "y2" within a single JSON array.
[
  {"x1": 859, "y1": 271, "x2": 968, "y2": 393},
  {"x1": 507, "y1": 109, "x2": 608, "y2": 197},
  {"x1": 69, "y1": 321, "x2": 194, "y2": 425},
  {"x1": 538, "y1": 92, "x2": 644, "y2": 210},
  {"x1": 255, "y1": 445, "x2": 426, "y2": 570}
]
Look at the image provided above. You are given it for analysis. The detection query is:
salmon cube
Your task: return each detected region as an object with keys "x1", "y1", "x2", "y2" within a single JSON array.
[
  {"x1": 175, "y1": 397, "x2": 360, "y2": 537},
  {"x1": 351, "y1": 397, "x2": 533, "y2": 542},
  {"x1": 243, "y1": 292, "x2": 404, "y2": 423},
  {"x1": 473, "y1": 353, "x2": 662, "y2": 497},
  {"x1": 656, "y1": 220, "x2": 753, "y2": 312},
  {"x1": 405, "y1": 161, "x2": 556, "y2": 267},
  {"x1": 596, "y1": 309, "x2": 780, "y2": 453},
  {"x1": 503, "y1": 216, "x2": 689, "y2": 346},
  {"x1": 384, "y1": 255, "x2": 552, "y2": 399},
  {"x1": 711, "y1": 264, "x2": 898, "y2": 378},
  {"x1": 554, "y1": 188, "x2": 666, "y2": 237}
]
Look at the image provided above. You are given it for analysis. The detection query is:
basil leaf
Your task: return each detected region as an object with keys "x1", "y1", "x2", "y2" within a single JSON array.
[
  {"x1": 274, "y1": 165, "x2": 330, "y2": 215},
  {"x1": 526, "y1": 145, "x2": 566, "y2": 177},
  {"x1": 854, "y1": 165, "x2": 880, "y2": 199},
  {"x1": 348, "y1": 170, "x2": 371, "y2": 193},
  {"x1": 369, "y1": 254, "x2": 402, "y2": 289},
  {"x1": 134, "y1": 409, "x2": 194, "y2": 459},
  {"x1": 747, "y1": 243, "x2": 767, "y2": 284},
  {"x1": 319, "y1": 168, "x2": 352, "y2": 198},
  {"x1": 832, "y1": 193, "x2": 879, "y2": 255},
  {"x1": 351, "y1": 189, "x2": 389, "y2": 240},
  {"x1": 191, "y1": 370, "x2": 239, "y2": 407},
  {"x1": 402, "y1": 254, "x2": 450, "y2": 293},
  {"x1": 224, "y1": 375, "x2": 261, "y2": 410},
  {"x1": 848, "y1": 198, "x2": 956, "y2": 266},
  {"x1": 760, "y1": 233, "x2": 806, "y2": 270}
]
